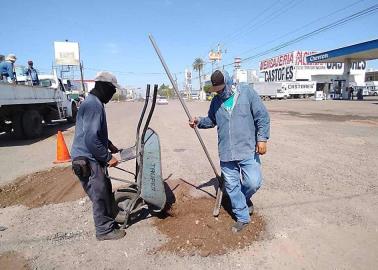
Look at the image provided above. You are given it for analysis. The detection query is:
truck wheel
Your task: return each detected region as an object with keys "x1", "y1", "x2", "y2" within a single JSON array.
[
  {"x1": 67, "y1": 102, "x2": 77, "y2": 123},
  {"x1": 12, "y1": 114, "x2": 25, "y2": 139},
  {"x1": 22, "y1": 110, "x2": 43, "y2": 139}
]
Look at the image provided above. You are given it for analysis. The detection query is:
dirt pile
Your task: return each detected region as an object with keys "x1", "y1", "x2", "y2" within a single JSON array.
[
  {"x1": 154, "y1": 181, "x2": 265, "y2": 256},
  {"x1": 0, "y1": 166, "x2": 85, "y2": 208},
  {"x1": 0, "y1": 251, "x2": 30, "y2": 270}
]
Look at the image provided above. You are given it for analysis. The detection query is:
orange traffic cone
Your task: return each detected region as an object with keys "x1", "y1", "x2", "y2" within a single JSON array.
[{"x1": 53, "y1": 131, "x2": 71, "y2": 163}]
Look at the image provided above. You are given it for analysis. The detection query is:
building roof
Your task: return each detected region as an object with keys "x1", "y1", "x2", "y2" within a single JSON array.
[{"x1": 306, "y1": 39, "x2": 378, "y2": 63}]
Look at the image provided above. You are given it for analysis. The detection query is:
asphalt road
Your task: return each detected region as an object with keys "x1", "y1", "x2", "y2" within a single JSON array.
[{"x1": 0, "y1": 98, "x2": 377, "y2": 269}]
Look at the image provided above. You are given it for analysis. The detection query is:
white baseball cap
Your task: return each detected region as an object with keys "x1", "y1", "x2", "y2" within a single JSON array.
[
  {"x1": 94, "y1": 71, "x2": 122, "y2": 89},
  {"x1": 6, "y1": 54, "x2": 17, "y2": 62}
]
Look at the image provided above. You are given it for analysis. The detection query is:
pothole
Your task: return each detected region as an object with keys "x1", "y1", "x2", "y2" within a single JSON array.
[
  {"x1": 153, "y1": 181, "x2": 266, "y2": 256},
  {"x1": 0, "y1": 166, "x2": 85, "y2": 208},
  {"x1": 0, "y1": 251, "x2": 30, "y2": 270}
]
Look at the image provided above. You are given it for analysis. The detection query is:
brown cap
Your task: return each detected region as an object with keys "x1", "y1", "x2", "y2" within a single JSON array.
[{"x1": 211, "y1": 70, "x2": 225, "y2": 92}]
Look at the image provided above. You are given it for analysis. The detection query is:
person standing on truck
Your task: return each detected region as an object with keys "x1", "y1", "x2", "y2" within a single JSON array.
[
  {"x1": 24, "y1": 60, "x2": 40, "y2": 86},
  {"x1": 0, "y1": 54, "x2": 17, "y2": 83},
  {"x1": 71, "y1": 71, "x2": 124, "y2": 241},
  {"x1": 189, "y1": 70, "x2": 270, "y2": 233}
]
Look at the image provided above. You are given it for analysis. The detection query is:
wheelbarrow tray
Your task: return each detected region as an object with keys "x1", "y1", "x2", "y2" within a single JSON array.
[{"x1": 140, "y1": 128, "x2": 166, "y2": 211}]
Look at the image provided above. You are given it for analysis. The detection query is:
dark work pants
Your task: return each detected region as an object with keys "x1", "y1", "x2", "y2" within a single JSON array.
[{"x1": 78, "y1": 161, "x2": 116, "y2": 236}]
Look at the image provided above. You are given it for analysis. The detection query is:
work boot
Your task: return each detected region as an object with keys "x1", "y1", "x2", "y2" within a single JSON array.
[
  {"x1": 96, "y1": 229, "x2": 126, "y2": 241},
  {"x1": 247, "y1": 200, "x2": 254, "y2": 216},
  {"x1": 231, "y1": 221, "x2": 249, "y2": 233}
]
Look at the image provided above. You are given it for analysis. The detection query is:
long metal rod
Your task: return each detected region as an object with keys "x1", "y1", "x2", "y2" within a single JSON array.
[
  {"x1": 149, "y1": 34, "x2": 223, "y2": 216},
  {"x1": 149, "y1": 34, "x2": 220, "y2": 179}
]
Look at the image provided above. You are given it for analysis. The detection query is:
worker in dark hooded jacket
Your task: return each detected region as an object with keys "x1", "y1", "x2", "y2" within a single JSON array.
[{"x1": 71, "y1": 71, "x2": 124, "y2": 241}]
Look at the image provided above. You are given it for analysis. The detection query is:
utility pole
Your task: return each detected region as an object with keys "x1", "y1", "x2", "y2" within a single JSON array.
[
  {"x1": 174, "y1": 73, "x2": 178, "y2": 99},
  {"x1": 79, "y1": 61, "x2": 86, "y2": 95}
]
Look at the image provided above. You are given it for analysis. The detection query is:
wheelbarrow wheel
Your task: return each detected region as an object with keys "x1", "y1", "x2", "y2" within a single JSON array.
[
  {"x1": 148, "y1": 203, "x2": 169, "y2": 218},
  {"x1": 114, "y1": 190, "x2": 144, "y2": 224}
]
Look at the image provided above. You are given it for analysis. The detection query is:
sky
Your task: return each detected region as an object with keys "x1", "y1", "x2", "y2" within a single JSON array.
[{"x1": 2, "y1": 0, "x2": 378, "y2": 89}]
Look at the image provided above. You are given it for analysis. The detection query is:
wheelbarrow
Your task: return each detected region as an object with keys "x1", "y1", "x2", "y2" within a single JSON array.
[{"x1": 107, "y1": 84, "x2": 166, "y2": 228}]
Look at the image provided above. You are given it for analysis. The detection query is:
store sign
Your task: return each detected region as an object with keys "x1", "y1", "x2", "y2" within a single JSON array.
[
  {"x1": 260, "y1": 51, "x2": 366, "y2": 82},
  {"x1": 295, "y1": 51, "x2": 319, "y2": 65},
  {"x1": 208, "y1": 51, "x2": 222, "y2": 61},
  {"x1": 54, "y1": 41, "x2": 80, "y2": 66},
  {"x1": 308, "y1": 53, "x2": 329, "y2": 63},
  {"x1": 285, "y1": 82, "x2": 315, "y2": 90},
  {"x1": 185, "y1": 69, "x2": 192, "y2": 80},
  {"x1": 326, "y1": 61, "x2": 366, "y2": 70},
  {"x1": 263, "y1": 66, "x2": 294, "y2": 82},
  {"x1": 260, "y1": 52, "x2": 294, "y2": 71}
]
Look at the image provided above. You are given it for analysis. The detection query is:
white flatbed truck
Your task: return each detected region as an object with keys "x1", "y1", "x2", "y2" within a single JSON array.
[{"x1": 0, "y1": 76, "x2": 78, "y2": 139}]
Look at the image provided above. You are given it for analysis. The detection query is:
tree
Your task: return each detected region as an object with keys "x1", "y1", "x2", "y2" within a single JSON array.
[
  {"x1": 193, "y1": 58, "x2": 205, "y2": 92},
  {"x1": 158, "y1": 83, "x2": 174, "y2": 98},
  {"x1": 203, "y1": 84, "x2": 212, "y2": 93}
]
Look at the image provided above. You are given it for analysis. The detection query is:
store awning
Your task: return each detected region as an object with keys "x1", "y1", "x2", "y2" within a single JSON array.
[{"x1": 306, "y1": 39, "x2": 378, "y2": 63}]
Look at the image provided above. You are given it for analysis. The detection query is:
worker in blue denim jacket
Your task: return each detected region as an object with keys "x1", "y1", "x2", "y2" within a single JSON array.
[
  {"x1": 0, "y1": 54, "x2": 17, "y2": 82},
  {"x1": 189, "y1": 70, "x2": 270, "y2": 233}
]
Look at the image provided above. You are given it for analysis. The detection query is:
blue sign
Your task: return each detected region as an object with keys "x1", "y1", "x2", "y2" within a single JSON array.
[{"x1": 306, "y1": 39, "x2": 378, "y2": 63}]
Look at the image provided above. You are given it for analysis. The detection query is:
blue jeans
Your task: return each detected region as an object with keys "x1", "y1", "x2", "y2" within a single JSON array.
[{"x1": 220, "y1": 154, "x2": 262, "y2": 223}]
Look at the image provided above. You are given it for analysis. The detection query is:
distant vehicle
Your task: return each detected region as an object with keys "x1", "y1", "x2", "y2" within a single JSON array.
[
  {"x1": 157, "y1": 96, "x2": 168, "y2": 105},
  {"x1": 365, "y1": 81, "x2": 378, "y2": 95},
  {"x1": 281, "y1": 81, "x2": 317, "y2": 99},
  {"x1": 250, "y1": 82, "x2": 288, "y2": 100},
  {"x1": 191, "y1": 94, "x2": 200, "y2": 100}
]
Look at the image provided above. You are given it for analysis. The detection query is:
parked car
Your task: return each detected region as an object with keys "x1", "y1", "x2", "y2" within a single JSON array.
[
  {"x1": 191, "y1": 94, "x2": 200, "y2": 100},
  {"x1": 157, "y1": 96, "x2": 168, "y2": 105}
]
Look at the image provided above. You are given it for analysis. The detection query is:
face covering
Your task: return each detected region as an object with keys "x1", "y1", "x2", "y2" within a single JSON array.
[
  {"x1": 216, "y1": 70, "x2": 234, "y2": 100},
  {"x1": 218, "y1": 85, "x2": 233, "y2": 100},
  {"x1": 90, "y1": 81, "x2": 116, "y2": 104}
]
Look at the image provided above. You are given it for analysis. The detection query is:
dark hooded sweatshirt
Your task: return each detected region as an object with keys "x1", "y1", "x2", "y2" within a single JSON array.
[{"x1": 71, "y1": 82, "x2": 116, "y2": 164}]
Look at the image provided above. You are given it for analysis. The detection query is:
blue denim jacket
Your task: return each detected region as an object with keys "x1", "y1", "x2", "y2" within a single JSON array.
[
  {"x1": 198, "y1": 83, "x2": 270, "y2": 162},
  {"x1": 0, "y1": 61, "x2": 15, "y2": 80}
]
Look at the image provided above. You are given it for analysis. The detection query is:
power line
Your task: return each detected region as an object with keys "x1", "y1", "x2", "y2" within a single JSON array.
[
  {"x1": 195, "y1": 0, "x2": 300, "y2": 77},
  {"x1": 196, "y1": 0, "x2": 284, "y2": 64},
  {"x1": 223, "y1": 3, "x2": 378, "y2": 67},
  {"x1": 238, "y1": 0, "x2": 366, "y2": 57},
  {"x1": 84, "y1": 67, "x2": 184, "y2": 76},
  {"x1": 218, "y1": 0, "x2": 284, "y2": 47},
  {"x1": 222, "y1": 0, "x2": 300, "y2": 49}
]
